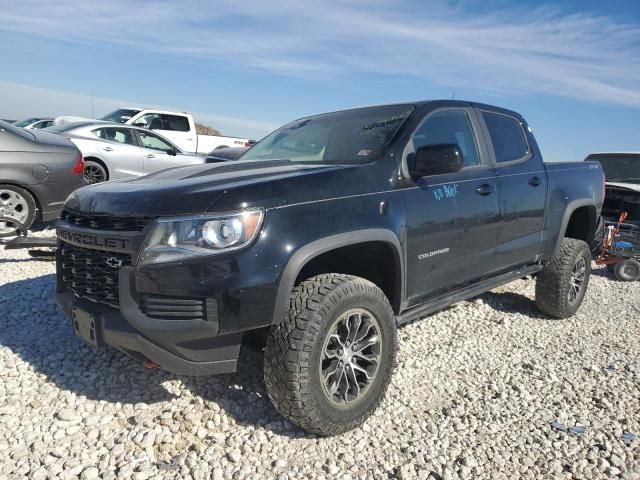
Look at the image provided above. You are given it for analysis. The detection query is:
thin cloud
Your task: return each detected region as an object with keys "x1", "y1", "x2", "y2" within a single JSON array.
[{"x1": 1, "y1": 0, "x2": 640, "y2": 106}]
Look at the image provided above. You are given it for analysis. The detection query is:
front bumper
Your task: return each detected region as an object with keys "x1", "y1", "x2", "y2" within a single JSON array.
[{"x1": 56, "y1": 267, "x2": 243, "y2": 376}]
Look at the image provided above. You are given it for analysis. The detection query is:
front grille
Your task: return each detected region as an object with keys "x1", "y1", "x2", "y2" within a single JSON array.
[
  {"x1": 59, "y1": 243, "x2": 131, "y2": 306},
  {"x1": 141, "y1": 294, "x2": 208, "y2": 321},
  {"x1": 60, "y1": 210, "x2": 152, "y2": 232}
]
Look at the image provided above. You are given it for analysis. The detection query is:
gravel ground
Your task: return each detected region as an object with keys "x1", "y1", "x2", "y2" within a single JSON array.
[{"x1": 1, "y1": 234, "x2": 639, "y2": 479}]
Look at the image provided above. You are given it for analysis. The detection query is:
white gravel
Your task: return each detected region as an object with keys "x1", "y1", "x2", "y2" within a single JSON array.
[{"x1": 1, "y1": 234, "x2": 639, "y2": 479}]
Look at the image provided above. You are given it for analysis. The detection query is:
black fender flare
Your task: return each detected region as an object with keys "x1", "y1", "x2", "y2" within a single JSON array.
[
  {"x1": 550, "y1": 199, "x2": 598, "y2": 257},
  {"x1": 270, "y1": 229, "x2": 404, "y2": 325}
]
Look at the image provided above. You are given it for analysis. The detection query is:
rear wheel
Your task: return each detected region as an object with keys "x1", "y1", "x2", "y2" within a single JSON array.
[
  {"x1": 535, "y1": 238, "x2": 591, "y2": 318},
  {"x1": 264, "y1": 274, "x2": 397, "y2": 435},
  {"x1": 614, "y1": 259, "x2": 640, "y2": 282},
  {"x1": 84, "y1": 160, "x2": 108, "y2": 184},
  {"x1": 0, "y1": 184, "x2": 36, "y2": 237}
]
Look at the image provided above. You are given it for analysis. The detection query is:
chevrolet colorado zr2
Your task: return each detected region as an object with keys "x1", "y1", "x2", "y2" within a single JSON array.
[{"x1": 55, "y1": 101, "x2": 604, "y2": 435}]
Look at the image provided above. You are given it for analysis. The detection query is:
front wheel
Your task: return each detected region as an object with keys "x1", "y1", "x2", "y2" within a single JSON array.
[
  {"x1": 264, "y1": 274, "x2": 397, "y2": 435},
  {"x1": 535, "y1": 238, "x2": 591, "y2": 318}
]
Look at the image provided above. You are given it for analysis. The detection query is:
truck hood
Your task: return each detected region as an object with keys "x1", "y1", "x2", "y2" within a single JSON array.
[
  {"x1": 64, "y1": 159, "x2": 355, "y2": 217},
  {"x1": 607, "y1": 181, "x2": 640, "y2": 193}
]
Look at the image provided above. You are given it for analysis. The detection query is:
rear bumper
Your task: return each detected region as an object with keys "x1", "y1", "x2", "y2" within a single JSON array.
[{"x1": 55, "y1": 267, "x2": 243, "y2": 376}]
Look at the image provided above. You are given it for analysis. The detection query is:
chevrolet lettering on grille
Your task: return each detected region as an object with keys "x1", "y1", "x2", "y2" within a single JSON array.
[{"x1": 57, "y1": 227, "x2": 130, "y2": 251}]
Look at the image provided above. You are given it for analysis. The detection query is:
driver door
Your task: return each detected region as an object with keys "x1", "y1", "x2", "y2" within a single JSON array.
[{"x1": 403, "y1": 108, "x2": 500, "y2": 303}]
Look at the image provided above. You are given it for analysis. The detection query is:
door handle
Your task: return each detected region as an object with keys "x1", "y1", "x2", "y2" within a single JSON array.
[
  {"x1": 476, "y1": 184, "x2": 495, "y2": 196},
  {"x1": 529, "y1": 176, "x2": 541, "y2": 187},
  {"x1": 103, "y1": 146, "x2": 113, "y2": 152},
  {"x1": 145, "y1": 154, "x2": 155, "y2": 159}
]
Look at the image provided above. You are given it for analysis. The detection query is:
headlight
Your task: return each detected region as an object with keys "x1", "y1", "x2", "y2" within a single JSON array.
[{"x1": 138, "y1": 208, "x2": 264, "y2": 265}]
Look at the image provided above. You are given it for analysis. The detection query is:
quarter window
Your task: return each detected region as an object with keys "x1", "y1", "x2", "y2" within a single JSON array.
[
  {"x1": 411, "y1": 109, "x2": 480, "y2": 167},
  {"x1": 482, "y1": 111, "x2": 529, "y2": 163},
  {"x1": 93, "y1": 127, "x2": 136, "y2": 146}
]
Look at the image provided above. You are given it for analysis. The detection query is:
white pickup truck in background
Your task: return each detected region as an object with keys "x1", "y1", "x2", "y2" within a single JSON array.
[
  {"x1": 102, "y1": 108, "x2": 254, "y2": 154},
  {"x1": 54, "y1": 108, "x2": 254, "y2": 155}
]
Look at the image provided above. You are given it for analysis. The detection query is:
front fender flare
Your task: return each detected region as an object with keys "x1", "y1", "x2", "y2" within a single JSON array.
[{"x1": 270, "y1": 229, "x2": 404, "y2": 325}]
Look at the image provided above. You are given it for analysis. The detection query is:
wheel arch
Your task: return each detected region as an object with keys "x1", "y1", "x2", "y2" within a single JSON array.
[
  {"x1": 271, "y1": 229, "x2": 404, "y2": 325},
  {"x1": 546, "y1": 200, "x2": 598, "y2": 258}
]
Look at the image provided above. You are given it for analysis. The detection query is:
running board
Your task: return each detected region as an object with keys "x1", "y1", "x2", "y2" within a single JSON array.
[{"x1": 396, "y1": 264, "x2": 543, "y2": 326}]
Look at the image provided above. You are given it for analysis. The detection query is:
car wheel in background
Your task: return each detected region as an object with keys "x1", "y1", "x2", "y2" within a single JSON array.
[
  {"x1": 535, "y1": 238, "x2": 591, "y2": 318},
  {"x1": 0, "y1": 184, "x2": 36, "y2": 237},
  {"x1": 264, "y1": 274, "x2": 397, "y2": 435},
  {"x1": 614, "y1": 259, "x2": 640, "y2": 282},
  {"x1": 84, "y1": 160, "x2": 108, "y2": 184}
]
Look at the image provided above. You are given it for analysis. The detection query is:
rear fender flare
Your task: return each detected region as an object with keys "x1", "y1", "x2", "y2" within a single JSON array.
[{"x1": 551, "y1": 199, "x2": 597, "y2": 257}]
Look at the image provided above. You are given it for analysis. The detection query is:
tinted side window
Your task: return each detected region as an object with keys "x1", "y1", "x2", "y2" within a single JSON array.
[
  {"x1": 161, "y1": 115, "x2": 190, "y2": 132},
  {"x1": 412, "y1": 109, "x2": 480, "y2": 167},
  {"x1": 482, "y1": 111, "x2": 529, "y2": 163},
  {"x1": 94, "y1": 128, "x2": 136, "y2": 145}
]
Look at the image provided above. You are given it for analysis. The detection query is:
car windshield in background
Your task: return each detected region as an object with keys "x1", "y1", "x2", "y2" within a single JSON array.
[
  {"x1": 100, "y1": 109, "x2": 142, "y2": 123},
  {"x1": 0, "y1": 119, "x2": 35, "y2": 140},
  {"x1": 12, "y1": 118, "x2": 41, "y2": 127},
  {"x1": 241, "y1": 104, "x2": 415, "y2": 164},
  {"x1": 587, "y1": 154, "x2": 640, "y2": 183},
  {"x1": 44, "y1": 123, "x2": 83, "y2": 133}
]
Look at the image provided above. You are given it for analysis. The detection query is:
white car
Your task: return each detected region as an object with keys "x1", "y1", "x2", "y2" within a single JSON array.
[
  {"x1": 100, "y1": 108, "x2": 253, "y2": 154},
  {"x1": 13, "y1": 117, "x2": 55, "y2": 130},
  {"x1": 47, "y1": 121, "x2": 206, "y2": 184}
]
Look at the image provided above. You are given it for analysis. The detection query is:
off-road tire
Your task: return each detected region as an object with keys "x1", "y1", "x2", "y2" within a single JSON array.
[
  {"x1": 0, "y1": 184, "x2": 37, "y2": 238},
  {"x1": 535, "y1": 238, "x2": 591, "y2": 318},
  {"x1": 614, "y1": 259, "x2": 640, "y2": 282},
  {"x1": 264, "y1": 274, "x2": 396, "y2": 435}
]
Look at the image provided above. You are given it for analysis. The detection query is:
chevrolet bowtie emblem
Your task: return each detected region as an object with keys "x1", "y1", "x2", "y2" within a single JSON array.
[{"x1": 105, "y1": 257, "x2": 123, "y2": 269}]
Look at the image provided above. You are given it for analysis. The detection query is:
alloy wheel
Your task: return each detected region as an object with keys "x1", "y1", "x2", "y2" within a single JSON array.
[
  {"x1": 0, "y1": 189, "x2": 29, "y2": 235},
  {"x1": 84, "y1": 163, "x2": 107, "y2": 184},
  {"x1": 320, "y1": 308, "x2": 382, "y2": 407},
  {"x1": 568, "y1": 256, "x2": 587, "y2": 305}
]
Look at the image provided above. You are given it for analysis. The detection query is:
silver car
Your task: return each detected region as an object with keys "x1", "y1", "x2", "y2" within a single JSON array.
[{"x1": 46, "y1": 122, "x2": 206, "y2": 184}]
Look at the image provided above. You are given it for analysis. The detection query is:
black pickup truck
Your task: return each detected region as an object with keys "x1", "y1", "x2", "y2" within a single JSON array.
[{"x1": 55, "y1": 100, "x2": 604, "y2": 435}]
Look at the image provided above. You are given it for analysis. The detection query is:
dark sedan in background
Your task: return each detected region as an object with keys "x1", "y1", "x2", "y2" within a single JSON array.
[{"x1": 0, "y1": 120, "x2": 86, "y2": 236}]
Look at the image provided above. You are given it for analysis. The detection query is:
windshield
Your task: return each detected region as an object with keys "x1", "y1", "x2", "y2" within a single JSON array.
[
  {"x1": 13, "y1": 117, "x2": 41, "y2": 127},
  {"x1": 241, "y1": 104, "x2": 414, "y2": 164},
  {"x1": 45, "y1": 123, "x2": 83, "y2": 133},
  {"x1": 587, "y1": 154, "x2": 640, "y2": 183},
  {"x1": 100, "y1": 109, "x2": 142, "y2": 123}
]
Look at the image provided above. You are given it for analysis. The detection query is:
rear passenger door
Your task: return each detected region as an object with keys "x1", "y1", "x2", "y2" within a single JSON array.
[
  {"x1": 479, "y1": 110, "x2": 547, "y2": 270},
  {"x1": 403, "y1": 108, "x2": 500, "y2": 303},
  {"x1": 92, "y1": 127, "x2": 144, "y2": 179}
]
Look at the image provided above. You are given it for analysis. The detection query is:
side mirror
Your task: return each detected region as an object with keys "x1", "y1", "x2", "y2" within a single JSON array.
[
  {"x1": 167, "y1": 148, "x2": 177, "y2": 156},
  {"x1": 408, "y1": 144, "x2": 463, "y2": 178}
]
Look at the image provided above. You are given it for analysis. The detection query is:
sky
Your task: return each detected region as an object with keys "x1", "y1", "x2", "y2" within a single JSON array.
[{"x1": 0, "y1": 0, "x2": 639, "y2": 161}]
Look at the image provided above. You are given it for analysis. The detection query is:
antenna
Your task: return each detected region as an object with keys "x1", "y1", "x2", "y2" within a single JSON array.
[
  {"x1": 91, "y1": 92, "x2": 94, "y2": 118},
  {"x1": 451, "y1": 92, "x2": 456, "y2": 100}
]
